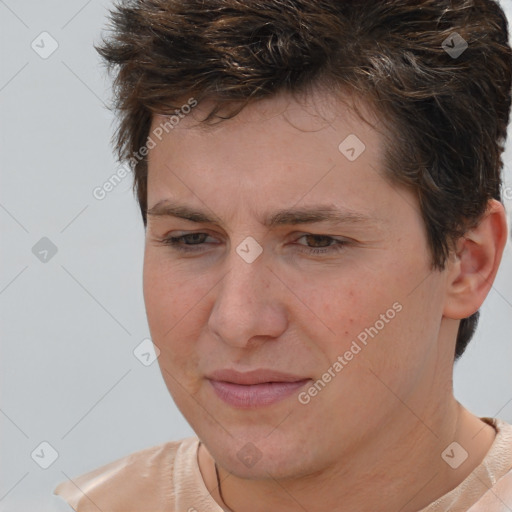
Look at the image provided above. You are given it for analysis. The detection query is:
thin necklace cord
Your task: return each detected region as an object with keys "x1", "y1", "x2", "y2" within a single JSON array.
[{"x1": 215, "y1": 460, "x2": 234, "y2": 512}]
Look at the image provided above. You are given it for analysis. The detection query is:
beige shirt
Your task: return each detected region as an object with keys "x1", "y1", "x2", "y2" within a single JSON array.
[{"x1": 54, "y1": 417, "x2": 512, "y2": 512}]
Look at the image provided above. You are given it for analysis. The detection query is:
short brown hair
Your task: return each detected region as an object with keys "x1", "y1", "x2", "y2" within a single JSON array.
[{"x1": 96, "y1": 0, "x2": 512, "y2": 361}]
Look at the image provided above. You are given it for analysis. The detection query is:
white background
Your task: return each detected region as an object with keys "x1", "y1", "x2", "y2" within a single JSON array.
[{"x1": 1, "y1": 1, "x2": 511, "y2": 510}]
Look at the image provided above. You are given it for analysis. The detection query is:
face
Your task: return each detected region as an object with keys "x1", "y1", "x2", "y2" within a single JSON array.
[{"x1": 143, "y1": 90, "x2": 452, "y2": 479}]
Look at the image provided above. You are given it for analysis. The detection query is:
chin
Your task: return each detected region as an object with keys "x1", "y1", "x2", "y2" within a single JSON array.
[{"x1": 198, "y1": 421, "x2": 322, "y2": 480}]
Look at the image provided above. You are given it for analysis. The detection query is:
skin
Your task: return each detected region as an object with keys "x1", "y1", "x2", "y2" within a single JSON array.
[{"x1": 143, "y1": 90, "x2": 507, "y2": 512}]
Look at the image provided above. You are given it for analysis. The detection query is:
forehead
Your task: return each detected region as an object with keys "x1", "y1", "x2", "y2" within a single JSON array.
[
  {"x1": 150, "y1": 88, "x2": 382, "y2": 141},
  {"x1": 147, "y1": 89, "x2": 384, "y2": 171},
  {"x1": 144, "y1": 89, "x2": 408, "y2": 228}
]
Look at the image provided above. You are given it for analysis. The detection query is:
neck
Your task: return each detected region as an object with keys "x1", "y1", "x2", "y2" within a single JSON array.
[{"x1": 199, "y1": 399, "x2": 496, "y2": 512}]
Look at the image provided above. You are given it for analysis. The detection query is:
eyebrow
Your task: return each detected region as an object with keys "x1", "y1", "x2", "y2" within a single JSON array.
[{"x1": 146, "y1": 200, "x2": 378, "y2": 228}]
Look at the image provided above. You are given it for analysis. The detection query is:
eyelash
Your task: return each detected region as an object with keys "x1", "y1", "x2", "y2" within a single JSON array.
[{"x1": 158, "y1": 233, "x2": 348, "y2": 255}]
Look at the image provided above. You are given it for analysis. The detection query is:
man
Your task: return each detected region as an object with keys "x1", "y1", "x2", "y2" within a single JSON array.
[{"x1": 54, "y1": 0, "x2": 512, "y2": 510}]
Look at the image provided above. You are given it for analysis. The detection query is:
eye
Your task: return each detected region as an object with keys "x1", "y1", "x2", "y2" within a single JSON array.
[
  {"x1": 158, "y1": 232, "x2": 215, "y2": 253},
  {"x1": 157, "y1": 232, "x2": 348, "y2": 256},
  {"x1": 294, "y1": 234, "x2": 348, "y2": 255}
]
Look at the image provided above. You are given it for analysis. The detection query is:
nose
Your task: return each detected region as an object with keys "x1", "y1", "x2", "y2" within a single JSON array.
[{"x1": 207, "y1": 247, "x2": 288, "y2": 349}]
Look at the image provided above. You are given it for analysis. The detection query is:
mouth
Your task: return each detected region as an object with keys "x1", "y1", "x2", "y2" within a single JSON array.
[{"x1": 206, "y1": 369, "x2": 311, "y2": 408}]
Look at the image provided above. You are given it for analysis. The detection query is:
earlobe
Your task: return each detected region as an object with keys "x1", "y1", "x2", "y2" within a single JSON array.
[{"x1": 443, "y1": 199, "x2": 508, "y2": 320}]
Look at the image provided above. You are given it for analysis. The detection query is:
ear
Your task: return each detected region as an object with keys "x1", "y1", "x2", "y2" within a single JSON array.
[{"x1": 443, "y1": 199, "x2": 508, "y2": 320}]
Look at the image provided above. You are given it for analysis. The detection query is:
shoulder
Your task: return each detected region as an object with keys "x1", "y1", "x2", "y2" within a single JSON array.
[
  {"x1": 467, "y1": 418, "x2": 512, "y2": 511},
  {"x1": 53, "y1": 436, "x2": 199, "y2": 512},
  {"x1": 467, "y1": 467, "x2": 512, "y2": 511}
]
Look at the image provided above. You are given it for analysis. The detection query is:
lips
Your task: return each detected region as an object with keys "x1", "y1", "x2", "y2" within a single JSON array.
[{"x1": 206, "y1": 369, "x2": 311, "y2": 408}]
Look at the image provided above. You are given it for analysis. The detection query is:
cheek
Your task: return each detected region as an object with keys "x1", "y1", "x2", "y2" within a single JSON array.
[
  {"x1": 142, "y1": 253, "x2": 201, "y2": 363},
  {"x1": 304, "y1": 272, "x2": 393, "y2": 341},
  {"x1": 144, "y1": 259, "x2": 205, "y2": 400},
  {"x1": 144, "y1": 250, "x2": 191, "y2": 322},
  {"x1": 328, "y1": 276, "x2": 446, "y2": 395},
  {"x1": 305, "y1": 268, "x2": 421, "y2": 378}
]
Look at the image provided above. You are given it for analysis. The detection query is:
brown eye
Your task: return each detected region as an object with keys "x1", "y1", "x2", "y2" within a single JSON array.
[
  {"x1": 160, "y1": 233, "x2": 215, "y2": 253},
  {"x1": 295, "y1": 235, "x2": 347, "y2": 255}
]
